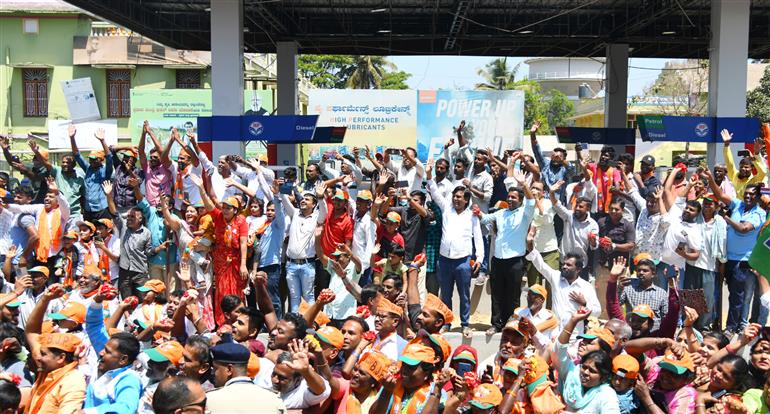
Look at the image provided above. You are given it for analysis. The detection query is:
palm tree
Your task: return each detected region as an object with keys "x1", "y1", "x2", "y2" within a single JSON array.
[
  {"x1": 342, "y1": 55, "x2": 396, "y2": 89},
  {"x1": 475, "y1": 58, "x2": 519, "y2": 90}
]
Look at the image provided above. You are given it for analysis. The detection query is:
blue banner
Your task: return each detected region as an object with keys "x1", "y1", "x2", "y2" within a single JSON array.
[
  {"x1": 638, "y1": 116, "x2": 760, "y2": 143},
  {"x1": 555, "y1": 127, "x2": 635, "y2": 145},
  {"x1": 196, "y1": 115, "x2": 320, "y2": 143}
]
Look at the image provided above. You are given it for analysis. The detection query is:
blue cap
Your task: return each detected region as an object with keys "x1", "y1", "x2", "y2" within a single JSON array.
[{"x1": 210, "y1": 341, "x2": 250, "y2": 364}]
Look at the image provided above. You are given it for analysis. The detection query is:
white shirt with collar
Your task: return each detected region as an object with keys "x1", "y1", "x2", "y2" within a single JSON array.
[
  {"x1": 469, "y1": 169, "x2": 494, "y2": 213},
  {"x1": 282, "y1": 194, "x2": 327, "y2": 260},
  {"x1": 352, "y1": 212, "x2": 376, "y2": 270},
  {"x1": 386, "y1": 158, "x2": 425, "y2": 194},
  {"x1": 524, "y1": 248, "x2": 600, "y2": 340},
  {"x1": 426, "y1": 180, "x2": 485, "y2": 264},
  {"x1": 198, "y1": 151, "x2": 243, "y2": 201}
]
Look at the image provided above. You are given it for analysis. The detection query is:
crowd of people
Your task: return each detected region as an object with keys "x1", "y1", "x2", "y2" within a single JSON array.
[{"x1": 2, "y1": 118, "x2": 770, "y2": 413}]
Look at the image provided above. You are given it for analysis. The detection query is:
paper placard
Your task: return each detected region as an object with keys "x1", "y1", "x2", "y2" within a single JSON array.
[
  {"x1": 47, "y1": 119, "x2": 118, "y2": 150},
  {"x1": 61, "y1": 78, "x2": 101, "y2": 123}
]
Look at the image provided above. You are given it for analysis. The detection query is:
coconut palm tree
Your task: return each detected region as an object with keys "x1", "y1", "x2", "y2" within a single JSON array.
[
  {"x1": 343, "y1": 55, "x2": 397, "y2": 89},
  {"x1": 475, "y1": 58, "x2": 519, "y2": 90}
]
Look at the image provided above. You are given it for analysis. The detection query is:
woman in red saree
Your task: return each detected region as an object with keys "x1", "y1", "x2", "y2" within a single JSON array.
[{"x1": 191, "y1": 174, "x2": 249, "y2": 326}]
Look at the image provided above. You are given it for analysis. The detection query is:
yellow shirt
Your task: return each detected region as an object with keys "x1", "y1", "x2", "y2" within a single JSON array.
[
  {"x1": 197, "y1": 214, "x2": 215, "y2": 243},
  {"x1": 724, "y1": 145, "x2": 767, "y2": 197},
  {"x1": 26, "y1": 361, "x2": 86, "y2": 414}
]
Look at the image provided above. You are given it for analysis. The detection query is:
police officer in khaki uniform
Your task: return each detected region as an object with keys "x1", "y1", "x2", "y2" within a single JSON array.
[{"x1": 206, "y1": 338, "x2": 286, "y2": 413}]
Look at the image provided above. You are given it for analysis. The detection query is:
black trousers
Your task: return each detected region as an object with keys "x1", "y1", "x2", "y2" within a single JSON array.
[
  {"x1": 119, "y1": 268, "x2": 147, "y2": 300},
  {"x1": 490, "y1": 256, "x2": 526, "y2": 331},
  {"x1": 426, "y1": 271, "x2": 440, "y2": 296}
]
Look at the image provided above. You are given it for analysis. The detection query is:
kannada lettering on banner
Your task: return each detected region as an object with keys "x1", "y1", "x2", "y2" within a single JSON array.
[
  {"x1": 307, "y1": 89, "x2": 416, "y2": 159},
  {"x1": 130, "y1": 89, "x2": 274, "y2": 158},
  {"x1": 416, "y1": 90, "x2": 525, "y2": 162}
]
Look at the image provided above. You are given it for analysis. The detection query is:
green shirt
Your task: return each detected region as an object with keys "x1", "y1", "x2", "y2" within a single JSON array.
[
  {"x1": 51, "y1": 166, "x2": 84, "y2": 216},
  {"x1": 742, "y1": 388, "x2": 769, "y2": 414}
]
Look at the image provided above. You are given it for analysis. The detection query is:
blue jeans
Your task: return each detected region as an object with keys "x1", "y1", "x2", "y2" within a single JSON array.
[
  {"x1": 286, "y1": 261, "x2": 315, "y2": 313},
  {"x1": 438, "y1": 255, "x2": 472, "y2": 327},
  {"x1": 259, "y1": 264, "x2": 282, "y2": 319},
  {"x1": 726, "y1": 260, "x2": 753, "y2": 332}
]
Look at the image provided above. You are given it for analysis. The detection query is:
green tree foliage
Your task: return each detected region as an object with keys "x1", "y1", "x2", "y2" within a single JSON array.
[
  {"x1": 298, "y1": 55, "x2": 409, "y2": 89},
  {"x1": 475, "y1": 58, "x2": 519, "y2": 90},
  {"x1": 476, "y1": 59, "x2": 574, "y2": 133},
  {"x1": 298, "y1": 55, "x2": 354, "y2": 89},
  {"x1": 380, "y1": 70, "x2": 411, "y2": 90},
  {"x1": 748, "y1": 65, "x2": 770, "y2": 124}
]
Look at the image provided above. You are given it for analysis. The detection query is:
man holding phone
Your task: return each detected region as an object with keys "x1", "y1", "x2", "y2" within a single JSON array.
[{"x1": 383, "y1": 147, "x2": 425, "y2": 194}]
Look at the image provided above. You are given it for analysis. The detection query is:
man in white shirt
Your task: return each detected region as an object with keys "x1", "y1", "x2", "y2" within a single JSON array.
[
  {"x1": 199, "y1": 152, "x2": 242, "y2": 202},
  {"x1": 464, "y1": 152, "x2": 494, "y2": 285},
  {"x1": 425, "y1": 160, "x2": 484, "y2": 338},
  {"x1": 282, "y1": 184, "x2": 327, "y2": 313},
  {"x1": 351, "y1": 190, "x2": 377, "y2": 286},
  {"x1": 526, "y1": 181, "x2": 559, "y2": 295},
  {"x1": 384, "y1": 147, "x2": 425, "y2": 194},
  {"x1": 432, "y1": 158, "x2": 455, "y2": 201},
  {"x1": 524, "y1": 234, "x2": 601, "y2": 341},
  {"x1": 660, "y1": 200, "x2": 702, "y2": 289},
  {"x1": 549, "y1": 181, "x2": 599, "y2": 279}
]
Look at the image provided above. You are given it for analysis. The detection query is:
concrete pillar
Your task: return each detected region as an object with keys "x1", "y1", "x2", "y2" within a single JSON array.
[
  {"x1": 210, "y1": 0, "x2": 244, "y2": 160},
  {"x1": 604, "y1": 44, "x2": 629, "y2": 155},
  {"x1": 275, "y1": 41, "x2": 299, "y2": 166},
  {"x1": 707, "y1": 0, "x2": 750, "y2": 165}
]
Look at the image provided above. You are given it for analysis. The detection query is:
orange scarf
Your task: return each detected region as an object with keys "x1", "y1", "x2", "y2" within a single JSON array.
[
  {"x1": 25, "y1": 361, "x2": 79, "y2": 414},
  {"x1": 60, "y1": 249, "x2": 76, "y2": 288},
  {"x1": 389, "y1": 383, "x2": 431, "y2": 414},
  {"x1": 98, "y1": 249, "x2": 111, "y2": 281},
  {"x1": 595, "y1": 166, "x2": 615, "y2": 213},
  {"x1": 36, "y1": 207, "x2": 62, "y2": 262},
  {"x1": 175, "y1": 164, "x2": 190, "y2": 201},
  {"x1": 222, "y1": 216, "x2": 241, "y2": 249}
]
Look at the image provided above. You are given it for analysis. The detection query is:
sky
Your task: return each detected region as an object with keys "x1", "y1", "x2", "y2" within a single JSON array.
[{"x1": 389, "y1": 56, "x2": 671, "y2": 97}]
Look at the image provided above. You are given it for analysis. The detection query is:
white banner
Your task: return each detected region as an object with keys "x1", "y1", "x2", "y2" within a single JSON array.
[
  {"x1": 60, "y1": 78, "x2": 101, "y2": 123},
  {"x1": 47, "y1": 119, "x2": 118, "y2": 150},
  {"x1": 308, "y1": 89, "x2": 417, "y2": 149}
]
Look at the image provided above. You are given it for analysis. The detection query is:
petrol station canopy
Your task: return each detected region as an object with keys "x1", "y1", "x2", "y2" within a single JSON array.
[{"x1": 64, "y1": 0, "x2": 770, "y2": 58}]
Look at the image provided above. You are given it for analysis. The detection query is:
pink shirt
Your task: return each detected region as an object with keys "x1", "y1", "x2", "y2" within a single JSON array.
[{"x1": 142, "y1": 162, "x2": 173, "y2": 206}]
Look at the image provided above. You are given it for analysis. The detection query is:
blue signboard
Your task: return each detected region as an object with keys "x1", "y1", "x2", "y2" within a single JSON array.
[
  {"x1": 638, "y1": 116, "x2": 760, "y2": 143},
  {"x1": 555, "y1": 127, "x2": 636, "y2": 145},
  {"x1": 196, "y1": 115, "x2": 320, "y2": 143}
]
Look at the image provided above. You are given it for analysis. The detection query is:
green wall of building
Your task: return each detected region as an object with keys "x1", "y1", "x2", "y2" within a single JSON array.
[{"x1": 0, "y1": 11, "x2": 211, "y2": 140}]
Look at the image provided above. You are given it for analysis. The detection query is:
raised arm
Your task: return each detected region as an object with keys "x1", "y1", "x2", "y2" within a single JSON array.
[
  {"x1": 28, "y1": 139, "x2": 52, "y2": 173},
  {"x1": 139, "y1": 121, "x2": 150, "y2": 168},
  {"x1": 189, "y1": 173, "x2": 215, "y2": 212},
  {"x1": 364, "y1": 145, "x2": 384, "y2": 172},
  {"x1": 529, "y1": 121, "x2": 547, "y2": 167},
  {"x1": 721, "y1": 129, "x2": 737, "y2": 182},
  {"x1": 702, "y1": 168, "x2": 731, "y2": 206},
  {"x1": 101, "y1": 180, "x2": 117, "y2": 216},
  {"x1": 253, "y1": 271, "x2": 278, "y2": 332},
  {"x1": 159, "y1": 128, "x2": 176, "y2": 168}
]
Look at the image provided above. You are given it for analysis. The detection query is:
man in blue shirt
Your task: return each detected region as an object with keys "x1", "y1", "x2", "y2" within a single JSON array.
[
  {"x1": 84, "y1": 291, "x2": 142, "y2": 414},
  {"x1": 708, "y1": 176, "x2": 767, "y2": 333},
  {"x1": 70, "y1": 127, "x2": 113, "y2": 222},
  {"x1": 477, "y1": 174, "x2": 535, "y2": 335}
]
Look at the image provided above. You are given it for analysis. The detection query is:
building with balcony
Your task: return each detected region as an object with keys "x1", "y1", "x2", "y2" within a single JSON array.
[{"x1": 524, "y1": 57, "x2": 605, "y2": 101}]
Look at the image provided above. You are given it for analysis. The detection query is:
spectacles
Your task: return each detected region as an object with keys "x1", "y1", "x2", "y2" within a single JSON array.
[{"x1": 176, "y1": 397, "x2": 207, "y2": 413}]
